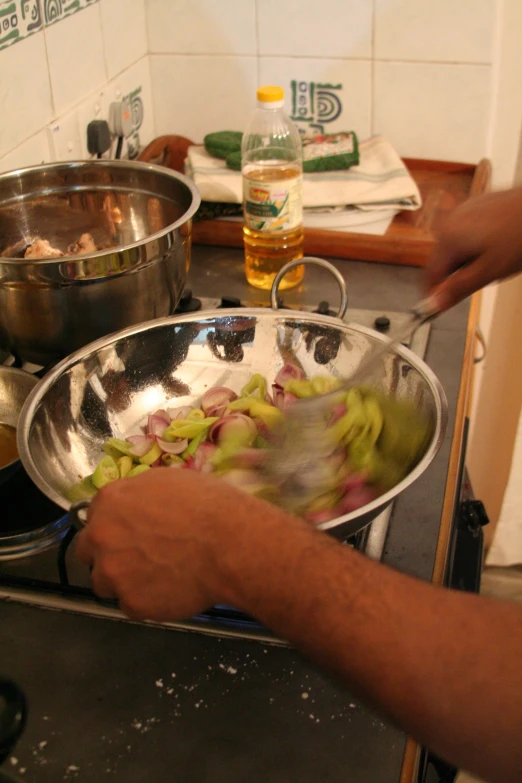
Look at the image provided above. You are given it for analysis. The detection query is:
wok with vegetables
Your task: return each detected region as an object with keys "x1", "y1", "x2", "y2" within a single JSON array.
[
  {"x1": 69, "y1": 361, "x2": 434, "y2": 527},
  {"x1": 18, "y1": 308, "x2": 447, "y2": 541}
]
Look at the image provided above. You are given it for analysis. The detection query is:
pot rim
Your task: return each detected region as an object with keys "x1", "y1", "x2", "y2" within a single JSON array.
[
  {"x1": 0, "y1": 159, "x2": 201, "y2": 265},
  {"x1": 17, "y1": 308, "x2": 448, "y2": 531}
]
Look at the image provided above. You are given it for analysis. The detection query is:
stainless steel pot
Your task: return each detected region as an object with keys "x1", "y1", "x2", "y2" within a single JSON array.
[
  {"x1": 17, "y1": 259, "x2": 448, "y2": 541},
  {"x1": 0, "y1": 160, "x2": 200, "y2": 365}
]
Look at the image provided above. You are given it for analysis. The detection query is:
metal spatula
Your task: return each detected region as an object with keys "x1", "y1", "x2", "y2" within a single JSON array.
[{"x1": 265, "y1": 294, "x2": 441, "y2": 511}]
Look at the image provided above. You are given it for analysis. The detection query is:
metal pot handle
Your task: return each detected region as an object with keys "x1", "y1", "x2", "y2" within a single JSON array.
[
  {"x1": 0, "y1": 679, "x2": 27, "y2": 767},
  {"x1": 270, "y1": 257, "x2": 349, "y2": 320},
  {"x1": 69, "y1": 499, "x2": 91, "y2": 531}
]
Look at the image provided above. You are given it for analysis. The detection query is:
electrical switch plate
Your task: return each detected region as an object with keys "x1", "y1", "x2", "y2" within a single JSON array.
[{"x1": 47, "y1": 111, "x2": 83, "y2": 162}]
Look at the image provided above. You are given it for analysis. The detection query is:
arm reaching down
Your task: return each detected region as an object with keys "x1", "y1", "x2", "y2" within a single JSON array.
[
  {"x1": 426, "y1": 187, "x2": 522, "y2": 310},
  {"x1": 76, "y1": 469, "x2": 522, "y2": 783}
]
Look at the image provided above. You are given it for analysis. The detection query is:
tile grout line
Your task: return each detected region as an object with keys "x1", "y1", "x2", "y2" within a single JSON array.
[
  {"x1": 96, "y1": 0, "x2": 110, "y2": 90},
  {"x1": 140, "y1": 52, "x2": 493, "y2": 68}
]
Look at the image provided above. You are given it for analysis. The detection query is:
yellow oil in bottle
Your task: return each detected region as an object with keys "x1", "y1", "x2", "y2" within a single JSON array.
[{"x1": 243, "y1": 163, "x2": 304, "y2": 291}]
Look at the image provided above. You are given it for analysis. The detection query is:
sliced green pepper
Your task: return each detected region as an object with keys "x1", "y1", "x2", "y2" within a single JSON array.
[
  {"x1": 139, "y1": 442, "x2": 162, "y2": 466},
  {"x1": 92, "y1": 456, "x2": 120, "y2": 489}
]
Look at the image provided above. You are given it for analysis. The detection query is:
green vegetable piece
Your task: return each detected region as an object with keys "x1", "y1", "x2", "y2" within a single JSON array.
[
  {"x1": 162, "y1": 454, "x2": 185, "y2": 467},
  {"x1": 187, "y1": 408, "x2": 205, "y2": 421},
  {"x1": 165, "y1": 417, "x2": 218, "y2": 440},
  {"x1": 117, "y1": 455, "x2": 133, "y2": 478},
  {"x1": 106, "y1": 438, "x2": 133, "y2": 456},
  {"x1": 241, "y1": 373, "x2": 267, "y2": 400},
  {"x1": 126, "y1": 464, "x2": 151, "y2": 478},
  {"x1": 92, "y1": 456, "x2": 120, "y2": 489},
  {"x1": 306, "y1": 489, "x2": 342, "y2": 514},
  {"x1": 182, "y1": 428, "x2": 207, "y2": 458},
  {"x1": 67, "y1": 476, "x2": 97, "y2": 502},
  {"x1": 228, "y1": 398, "x2": 283, "y2": 428},
  {"x1": 311, "y1": 376, "x2": 340, "y2": 395},
  {"x1": 283, "y1": 379, "x2": 316, "y2": 398},
  {"x1": 139, "y1": 442, "x2": 162, "y2": 465}
]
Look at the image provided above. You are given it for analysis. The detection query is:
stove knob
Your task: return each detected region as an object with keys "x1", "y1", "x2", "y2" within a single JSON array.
[
  {"x1": 315, "y1": 300, "x2": 334, "y2": 316},
  {"x1": 220, "y1": 296, "x2": 242, "y2": 308},
  {"x1": 176, "y1": 290, "x2": 202, "y2": 313},
  {"x1": 374, "y1": 315, "x2": 391, "y2": 332}
]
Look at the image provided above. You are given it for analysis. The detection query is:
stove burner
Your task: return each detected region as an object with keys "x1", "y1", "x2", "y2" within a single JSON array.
[{"x1": 175, "y1": 290, "x2": 202, "y2": 314}]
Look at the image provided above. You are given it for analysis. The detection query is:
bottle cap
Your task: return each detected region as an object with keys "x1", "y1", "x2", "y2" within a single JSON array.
[{"x1": 257, "y1": 85, "x2": 284, "y2": 108}]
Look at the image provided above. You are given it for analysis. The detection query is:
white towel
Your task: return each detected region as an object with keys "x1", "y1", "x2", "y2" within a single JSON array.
[{"x1": 186, "y1": 135, "x2": 422, "y2": 211}]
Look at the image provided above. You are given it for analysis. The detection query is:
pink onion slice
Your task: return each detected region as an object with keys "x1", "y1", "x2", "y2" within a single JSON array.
[
  {"x1": 192, "y1": 441, "x2": 217, "y2": 473},
  {"x1": 167, "y1": 405, "x2": 193, "y2": 421},
  {"x1": 147, "y1": 414, "x2": 168, "y2": 438},
  {"x1": 274, "y1": 362, "x2": 305, "y2": 387},
  {"x1": 209, "y1": 413, "x2": 257, "y2": 444},
  {"x1": 153, "y1": 409, "x2": 171, "y2": 424},
  {"x1": 339, "y1": 485, "x2": 377, "y2": 514},
  {"x1": 156, "y1": 437, "x2": 188, "y2": 455},
  {"x1": 329, "y1": 403, "x2": 347, "y2": 424},
  {"x1": 126, "y1": 435, "x2": 153, "y2": 457},
  {"x1": 201, "y1": 386, "x2": 237, "y2": 415}
]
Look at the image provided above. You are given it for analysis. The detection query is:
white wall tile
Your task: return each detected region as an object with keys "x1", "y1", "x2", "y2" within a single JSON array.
[
  {"x1": 374, "y1": 0, "x2": 496, "y2": 64},
  {"x1": 47, "y1": 110, "x2": 83, "y2": 161},
  {"x1": 259, "y1": 58, "x2": 371, "y2": 140},
  {"x1": 0, "y1": 131, "x2": 51, "y2": 174},
  {"x1": 100, "y1": 0, "x2": 147, "y2": 79},
  {"x1": 147, "y1": 0, "x2": 256, "y2": 55},
  {"x1": 0, "y1": 32, "x2": 53, "y2": 158},
  {"x1": 257, "y1": 0, "x2": 372, "y2": 58},
  {"x1": 373, "y1": 62, "x2": 492, "y2": 163},
  {"x1": 150, "y1": 55, "x2": 257, "y2": 141},
  {"x1": 45, "y1": 3, "x2": 107, "y2": 115}
]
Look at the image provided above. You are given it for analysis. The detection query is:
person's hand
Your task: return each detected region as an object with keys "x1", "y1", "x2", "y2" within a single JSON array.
[
  {"x1": 425, "y1": 187, "x2": 522, "y2": 310},
  {"x1": 74, "y1": 468, "x2": 298, "y2": 622}
]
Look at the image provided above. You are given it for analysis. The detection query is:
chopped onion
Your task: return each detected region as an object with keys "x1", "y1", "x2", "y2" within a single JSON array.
[
  {"x1": 201, "y1": 386, "x2": 237, "y2": 414},
  {"x1": 209, "y1": 413, "x2": 257, "y2": 444},
  {"x1": 147, "y1": 414, "x2": 168, "y2": 438},
  {"x1": 167, "y1": 405, "x2": 192, "y2": 421},
  {"x1": 274, "y1": 362, "x2": 305, "y2": 387},
  {"x1": 153, "y1": 409, "x2": 171, "y2": 424},
  {"x1": 127, "y1": 435, "x2": 153, "y2": 457},
  {"x1": 192, "y1": 441, "x2": 217, "y2": 472},
  {"x1": 156, "y1": 437, "x2": 188, "y2": 455},
  {"x1": 329, "y1": 403, "x2": 347, "y2": 424},
  {"x1": 339, "y1": 485, "x2": 377, "y2": 514}
]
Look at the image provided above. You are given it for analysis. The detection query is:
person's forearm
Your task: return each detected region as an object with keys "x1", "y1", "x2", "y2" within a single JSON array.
[{"x1": 221, "y1": 510, "x2": 522, "y2": 783}]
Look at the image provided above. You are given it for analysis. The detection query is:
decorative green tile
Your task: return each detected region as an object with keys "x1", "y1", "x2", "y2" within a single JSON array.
[
  {"x1": 290, "y1": 79, "x2": 344, "y2": 135},
  {"x1": 43, "y1": 0, "x2": 98, "y2": 28},
  {"x1": 0, "y1": 0, "x2": 98, "y2": 50}
]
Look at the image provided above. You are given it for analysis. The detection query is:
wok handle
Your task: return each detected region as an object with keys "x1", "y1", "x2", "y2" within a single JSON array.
[
  {"x1": 270, "y1": 257, "x2": 349, "y2": 319},
  {"x1": 69, "y1": 499, "x2": 91, "y2": 531}
]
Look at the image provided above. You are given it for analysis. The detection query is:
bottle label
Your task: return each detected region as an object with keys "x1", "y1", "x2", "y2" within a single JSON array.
[{"x1": 243, "y1": 175, "x2": 302, "y2": 232}]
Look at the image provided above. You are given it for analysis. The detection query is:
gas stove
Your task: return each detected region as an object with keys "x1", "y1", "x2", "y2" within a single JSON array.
[{"x1": 0, "y1": 291, "x2": 431, "y2": 643}]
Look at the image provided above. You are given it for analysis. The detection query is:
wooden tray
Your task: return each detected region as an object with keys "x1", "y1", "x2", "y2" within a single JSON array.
[{"x1": 139, "y1": 136, "x2": 492, "y2": 268}]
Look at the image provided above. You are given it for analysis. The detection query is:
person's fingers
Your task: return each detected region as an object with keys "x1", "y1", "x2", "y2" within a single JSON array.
[
  {"x1": 431, "y1": 252, "x2": 496, "y2": 310},
  {"x1": 424, "y1": 242, "x2": 461, "y2": 293},
  {"x1": 89, "y1": 562, "x2": 118, "y2": 600},
  {"x1": 75, "y1": 528, "x2": 95, "y2": 565}
]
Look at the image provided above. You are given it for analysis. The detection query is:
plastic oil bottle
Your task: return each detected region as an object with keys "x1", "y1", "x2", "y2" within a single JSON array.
[{"x1": 242, "y1": 85, "x2": 304, "y2": 290}]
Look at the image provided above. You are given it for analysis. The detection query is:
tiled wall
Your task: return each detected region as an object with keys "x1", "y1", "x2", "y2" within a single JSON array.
[
  {"x1": 0, "y1": 0, "x2": 154, "y2": 172},
  {"x1": 147, "y1": 0, "x2": 497, "y2": 166}
]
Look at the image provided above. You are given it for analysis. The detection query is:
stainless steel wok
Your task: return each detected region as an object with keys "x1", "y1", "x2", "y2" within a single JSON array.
[
  {"x1": 17, "y1": 278, "x2": 448, "y2": 541},
  {"x1": 0, "y1": 160, "x2": 200, "y2": 365}
]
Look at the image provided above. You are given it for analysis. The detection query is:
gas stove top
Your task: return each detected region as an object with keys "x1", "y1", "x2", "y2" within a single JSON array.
[{"x1": 0, "y1": 291, "x2": 431, "y2": 642}]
